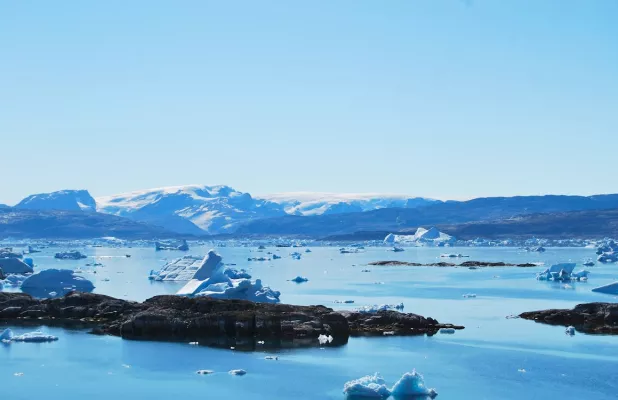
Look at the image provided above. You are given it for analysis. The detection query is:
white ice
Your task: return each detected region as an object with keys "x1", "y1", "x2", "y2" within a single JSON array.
[
  {"x1": 318, "y1": 334, "x2": 334, "y2": 345},
  {"x1": 390, "y1": 370, "x2": 437, "y2": 398},
  {"x1": 343, "y1": 373, "x2": 391, "y2": 399}
]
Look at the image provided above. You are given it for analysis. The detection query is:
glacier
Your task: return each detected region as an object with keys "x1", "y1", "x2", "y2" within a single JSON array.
[{"x1": 15, "y1": 189, "x2": 96, "y2": 212}]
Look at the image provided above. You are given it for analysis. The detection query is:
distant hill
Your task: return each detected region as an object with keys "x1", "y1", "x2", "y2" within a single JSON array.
[
  {"x1": 0, "y1": 208, "x2": 183, "y2": 239},
  {"x1": 16, "y1": 190, "x2": 96, "y2": 212},
  {"x1": 236, "y1": 194, "x2": 618, "y2": 236},
  {"x1": 437, "y1": 208, "x2": 618, "y2": 240}
]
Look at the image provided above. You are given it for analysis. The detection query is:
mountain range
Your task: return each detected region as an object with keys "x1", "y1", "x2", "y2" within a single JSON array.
[{"x1": 2, "y1": 185, "x2": 618, "y2": 239}]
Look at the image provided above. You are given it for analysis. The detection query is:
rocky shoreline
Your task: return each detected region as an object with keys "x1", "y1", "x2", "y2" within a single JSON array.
[
  {"x1": 369, "y1": 260, "x2": 538, "y2": 267},
  {"x1": 0, "y1": 292, "x2": 463, "y2": 349},
  {"x1": 519, "y1": 302, "x2": 618, "y2": 334}
]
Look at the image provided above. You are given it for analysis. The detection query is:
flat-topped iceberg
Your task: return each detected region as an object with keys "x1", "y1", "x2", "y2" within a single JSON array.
[
  {"x1": 155, "y1": 240, "x2": 189, "y2": 251},
  {"x1": 0, "y1": 329, "x2": 58, "y2": 343},
  {"x1": 149, "y1": 256, "x2": 204, "y2": 281},
  {"x1": 356, "y1": 303, "x2": 404, "y2": 313},
  {"x1": 21, "y1": 269, "x2": 95, "y2": 297},
  {"x1": 384, "y1": 227, "x2": 454, "y2": 247},
  {"x1": 176, "y1": 250, "x2": 280, "y2": 303},
  {"x1": 54, "y1": 251, "x2": 87, "y2": 260},
  {"x1": 343, "y1": 371, "x2": 437, "y2": 399}
]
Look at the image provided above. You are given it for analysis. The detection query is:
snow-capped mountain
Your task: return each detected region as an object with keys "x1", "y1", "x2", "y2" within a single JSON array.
[
  {"x1": 15, "y1": 190, "x2": 96, "y2": 212},
  {"x1": 95, "y1": 185, "x2": 287, "y2": 235},
  {"x1": 257, "y1": 192, "x2": 440, "y2": 216}
]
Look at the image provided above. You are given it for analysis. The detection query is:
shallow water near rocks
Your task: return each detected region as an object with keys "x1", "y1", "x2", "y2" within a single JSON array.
[{"x1": 2, "y1": 246, "x2": 618, "y2": 399}]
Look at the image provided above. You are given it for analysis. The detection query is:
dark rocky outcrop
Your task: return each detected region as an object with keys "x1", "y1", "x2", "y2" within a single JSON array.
[
  {"x1": 0, "y1": 292, "x2": 462, "y2": 349},
  {"x1": 369, "y1": 260, "x2": 538, "y2": 267},
  {"x1": 519, "y1": 303, "x2": 618, "y2": 334}
]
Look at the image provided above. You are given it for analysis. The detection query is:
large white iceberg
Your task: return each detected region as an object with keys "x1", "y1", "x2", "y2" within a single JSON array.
[
  {"x1": 384, "y1": 227, "x2": 454, "y2": 247},
  {"x1": 344, "y1": 371, "x2": 437, "y2": 399},
  {"x1": 21, "y1": 269, "x2": 95, "y2": 296},
  {"x1": 177, "y1": 250, "x2": 280, "y2": 303}
]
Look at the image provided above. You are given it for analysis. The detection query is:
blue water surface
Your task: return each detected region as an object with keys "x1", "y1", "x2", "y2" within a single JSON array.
[{"x1": 2, "y1": 245, "x2": 618, "y2": 399}]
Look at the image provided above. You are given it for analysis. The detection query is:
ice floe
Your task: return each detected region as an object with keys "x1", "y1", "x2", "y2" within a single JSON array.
[{"x1": 54, "y1": 250, "x2": 87, "y2": 260}]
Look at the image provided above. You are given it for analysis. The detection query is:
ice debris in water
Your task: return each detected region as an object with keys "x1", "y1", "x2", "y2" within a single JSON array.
[
  {"x1": 264, "y1": 356, "x2": 279, "y2": 360},
  {"x1": 289, "y1": 276, "x2": 309, "y2": 283},
  {"x1": 318, "y1": 334, "x2": 334, "y2": 345},
  {"x1": 535, "y1": 263, "x2": 589, "y2": 282},
  {"x1": 356, "y1": 303, "x2": 404, "y2": 313},
  {"x1": 1, "y1": 328, "x2": 14, "y2": 342},
  {"x1": 343, "y1": 371, "x2": 437, "y2": 399},
  {"x1": 462, "y1": 293, "x2": 477, "y2": 298},
  {"x1": 565, "y1": 326, "x2": 576, "y2": 336},
  {"x1": 229, "y1": 369, "x2": 247, "y2": 376}
]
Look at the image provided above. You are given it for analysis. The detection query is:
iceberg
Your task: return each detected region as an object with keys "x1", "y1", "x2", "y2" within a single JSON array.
[
  {"x1": 272, "y1": 254, "x2": 282, "y2": 260},
  {"x1": 1, "y1": 328, "x2": 13, "y2": 342},
  {"x1": 383, "y1": 227, "x2": 454, "y2": 247},
  {"x1": 0, "y1": 256, "x2": 33, "y2": 274},
  {"x1": 21, "y1": 269, "x2": 95, "y2": 297},
  {"x1": 535, "y1": 263, "x2": 577, "y2": 281},
  {"x1": 11, "y1": 331, "x2": 59, "y2": 343},
  {"x1": 54, "y1": 251, "x2": 87, "y2": 260},
  {"x1": 565, "y1": 326, "x2": 575, "y2": 336},
  {"x1": 343, "y1": 373, "x2": 391, "y2": 399},
  {"x1": 356, "y1": 303, "x2": 404, "y2": 313},
  {"x1": 290, "y1": 276, "x2": 309, "y2": 283},
  {"x1": 229, "y1": 369, "x2": 247, "y2": 376},
  {"x1": 598, "y1": 252, "x2": 618, "y2": 263},
  {"x1": 592, "y1": 281, "x2": 618, "y2": 295},
  {"x1": 344, "y1": 371, "x2": 437, "y2": 399},
  {"x1": 390, "y1": 370, "x2": 437, "y2": 398},
  {"x1": 149, "y1": 256, "x2": 205, "y2": 281},
  {"x1": 155, "y1": 240, "x2": 189, "y2": 251},
  {"x1": 176, "y1": 250, "x2": 280, "y2": 303},
  {"x1": 290, "y1": 252, "x2": 302, "y2": 260}
]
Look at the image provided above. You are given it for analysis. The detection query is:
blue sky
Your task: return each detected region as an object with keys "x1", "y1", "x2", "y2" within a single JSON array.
[{"x1": 1, "y1": 0, "x2": 616, "y2": 205}]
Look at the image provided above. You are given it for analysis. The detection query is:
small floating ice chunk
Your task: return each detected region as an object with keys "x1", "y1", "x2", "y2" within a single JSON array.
[
  {"x1": 11, "y1": 331, "x2": 59, "y2": 343},
  {"x1": 565, "y1": 326, "x2": 575, "y2": 336},
  {"x1": 188, "y1": 342, "x2": 199, "y2": 345},
  {"x1": 383, "y1": 331, "x2": 395, "y2": 336},
  {"x1": 518, "y1": 369, "x2": 526, "y2": 373},
  {"x1": 343, "y1": 373, "x2": 391, "y2": 399},
  {"x1": 318, "y1": 334, "x2": 334, "y2": 345},
  {"x1": 229, "y1": 369, "x2": 247, "y2": 376},
  {"x1": 196, "y1": 370, "x2": 214, "y2": 375},
  {"x1": 390, "y1": 370, "x2": 437, "y2": 398},
  {"x1": 14, "y1": 372, "x2": 24, "y2": 377},
  {"x1": 462, "y1": 293, "x2": 476, "y2": 298},
  {"x1": 289, "y1": 276, "x2": 309, "y2": 283},
  {"x1": 264, "y1": 356, "x2": 279, "y2": 360}
]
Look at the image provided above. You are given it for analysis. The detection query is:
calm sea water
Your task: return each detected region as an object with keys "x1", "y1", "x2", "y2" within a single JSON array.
[{"x1": 2, "y1": 246, "x2": 618, "y2": 399}]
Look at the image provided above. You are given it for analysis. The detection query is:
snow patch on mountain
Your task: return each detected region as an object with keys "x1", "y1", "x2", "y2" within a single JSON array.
[
  {"x1": 257, "y1": 192, "x2": 439, "y2": 216},
  {"x1": 15, "y1": 190, "x2": 96, "y2": 212}
]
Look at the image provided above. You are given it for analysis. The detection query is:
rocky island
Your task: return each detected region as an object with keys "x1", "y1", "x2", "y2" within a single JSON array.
[
  {"x1": 519, "y1": 302, "x2": 618, "y2": 334},
  {"x1": 0, "y1": 292, "x2": 463, "y2": 349},
  {"x1": 369, "y1": 260, "x2": 538, "y2": 267}
]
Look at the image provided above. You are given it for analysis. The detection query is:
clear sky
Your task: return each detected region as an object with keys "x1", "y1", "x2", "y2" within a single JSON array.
[{"x1": 1, "y1": 0, "x2": 617, "y2": 205}]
